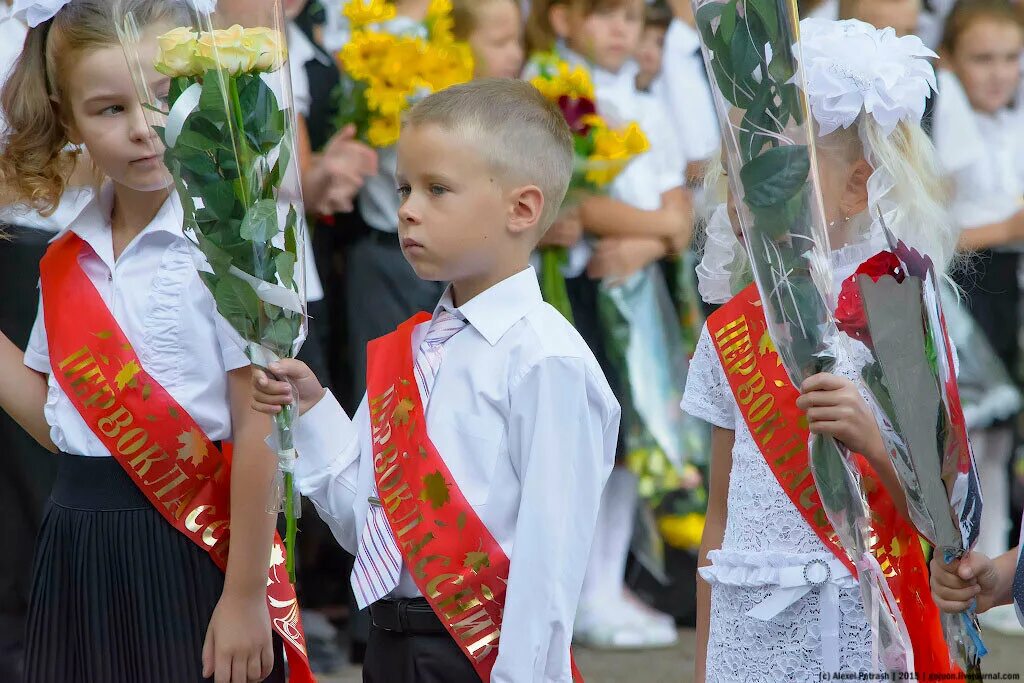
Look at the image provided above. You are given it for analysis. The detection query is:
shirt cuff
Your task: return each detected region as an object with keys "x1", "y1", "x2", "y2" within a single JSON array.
[{"x1": 293, "y1": 389, "x2": 359, "y2": 491}]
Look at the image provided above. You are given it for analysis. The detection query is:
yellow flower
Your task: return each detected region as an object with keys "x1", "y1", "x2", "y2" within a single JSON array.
[
  {"x1": 343, "y1": 0, "x2": 396, "y2": 29},
  {"x1": 195, "y1": 25, "x2": 257, "y2": 75},
  {"x1": 417, "y1": 41, "x2": 473, "y2": 91},
  {"x1": 340, "y1": 30, "x2": 398, "y2": 81},
  {"x1": 243, "y1": 27, "x2": 287, "y2": 73},
  {"x1": 426, "y1": 0, "x2": 452, "y2": 18},
  {"x1": 532, "y1": 61, "x2": 595, "y2": 102},
  {"x1": 365, "y1": 59, "x2": 417, "y2": 115},
  {"x1": 585, "y1": 122, "x2": 650, "y2": 186},
  {"x1": 658, "y1": 512, "x2": 706, "y2": 550},
  {"x1": 155, "y1": 26, "x2": 200, "y2": 78},
  {"x1": 367, "y1": 112, "x2": 401, "y2": 147}
]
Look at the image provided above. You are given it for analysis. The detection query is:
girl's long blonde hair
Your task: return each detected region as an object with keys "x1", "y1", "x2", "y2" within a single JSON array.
[
  {"x1": 0, "y1": 0, "x2": 184, "y2": 215},
  {"x1": 699, "y1": 113, "x2": 958, "y2": 303}
]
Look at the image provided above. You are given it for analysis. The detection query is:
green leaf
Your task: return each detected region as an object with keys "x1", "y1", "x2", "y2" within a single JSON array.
[
  {"x1": 261, "y1": 314, "x2": 300, "y2": 355},
  {"x1": 212, "y1": 276, "x2": 260, "y2": 337},
  {"x1": 739, "y1": 145, "x2": 810, "y2": 208},
  {"x1": 720, "y1": 1, "x2": 738, "y2": 43},
  {"x1": 748, "y1": 0, "x2": 780, "y2": 44},
  {"x1": 239, "y1": 198, "x2": 279, "y2": 243},
  {"x1": 198, "y1": 181, "x2": 238, "y2": 222},
  {"x1": 284, "y1": 205, "x2": 299, "y2": 255},
  {"x1": 275, "y1": 250, "x2": 296, "y2": 288}
]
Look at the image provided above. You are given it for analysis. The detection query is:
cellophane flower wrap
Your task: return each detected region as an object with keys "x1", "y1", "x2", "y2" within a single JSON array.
[
  {"x1": 528, "y1": 52, "x2": 649, "y2": 322},
  {"x1": 692, "y1": 2, "x2": 913, "y2": 672},
  {"x1": 835, "y1": 235, "x2": 987, "y2": 674},
  {"x1": 333, "y1": 0, "x2": 474, "y2": 147},
  {"x1": 117, "y1": 0, "x2": 308, "y2": 581}
]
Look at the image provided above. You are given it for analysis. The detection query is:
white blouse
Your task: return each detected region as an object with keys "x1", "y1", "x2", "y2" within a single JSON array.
[
  {"x1": 24, "y1": 185, "x2": 250, "y2": 457},
  {"x1": 934, "y1": 69, "x2": 1024, "y2": 234}
]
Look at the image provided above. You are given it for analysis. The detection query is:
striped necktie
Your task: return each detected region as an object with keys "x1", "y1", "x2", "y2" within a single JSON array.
[{"x1": 350, "y1": 310, "x2": 468, "y2": 609}]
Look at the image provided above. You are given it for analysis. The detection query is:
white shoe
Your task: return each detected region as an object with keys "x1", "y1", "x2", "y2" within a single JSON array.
[
  {"x1": 574, "y1": 603, "x2": 677, "y2": 650},
  {"x1": 979, "y1": 604, "x2": 1024, "y2": 635}
]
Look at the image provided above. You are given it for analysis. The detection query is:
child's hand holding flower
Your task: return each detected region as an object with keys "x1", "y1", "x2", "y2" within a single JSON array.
[{"x1": 796, "y1": 373, "x2": 886, "y2": 465}]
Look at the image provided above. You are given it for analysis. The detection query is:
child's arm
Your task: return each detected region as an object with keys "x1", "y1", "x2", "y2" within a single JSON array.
[
  {"x1": 252, "y1": 360, "x2": 364, "y2": 553},
  {"x1": 491, "y1": 357, "x2": 619, "y2": 683},
  {"x1": 930, "y1": 548, "x2": 1017, "y2": 614},
  {"x1": 695, "y1": 426, "x2": 734, "y2": 683},
  {"x1": 2, "y1": 314, "x2": 56, "y2": 452},
  {"x1": 203, "y1": 367, "x2": 277, "y2": 682},
  {"x1": 957, "y1": 208, "x2": 1024, "y2": 251},
  {"x1": 579, "y1": 187, "x2": 692, "y2": 241},
  {"x1": 796, "y1": 374, "x2": 910, "y2": 521}
]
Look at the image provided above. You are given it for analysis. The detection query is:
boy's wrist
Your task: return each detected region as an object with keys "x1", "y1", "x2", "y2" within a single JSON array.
[{"x1": 299, "y1": 387, "x2": 327, "y2": 416}]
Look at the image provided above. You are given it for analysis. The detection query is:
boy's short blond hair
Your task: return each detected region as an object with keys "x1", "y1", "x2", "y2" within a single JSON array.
[{"x1": 405, "y1": 78, "x2": 574, "y2": 232}]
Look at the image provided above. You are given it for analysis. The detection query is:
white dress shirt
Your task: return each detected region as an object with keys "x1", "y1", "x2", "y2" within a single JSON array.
[
  {"x1": 933, "y1": 70, "x2": 1024, "y2": 239},
  {"x1": 292, "y1": 267, "x2": 620, "y2": 682},
  {"x1": 652, "y1": 19, "x2": 721, "y2": 165},
  {"x1": 24, "y1": 185, "x2": 250, "y2": 456}
]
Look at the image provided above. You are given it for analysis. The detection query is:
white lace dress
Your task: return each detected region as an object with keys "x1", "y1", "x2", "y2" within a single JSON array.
[{"x1": 682, "y1": 324, "x2": 874, "y2": 682}]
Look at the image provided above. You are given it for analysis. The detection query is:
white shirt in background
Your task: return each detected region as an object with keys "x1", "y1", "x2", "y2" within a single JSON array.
[
  {"x1": 292, "y1": 267, "x2": 620, "y2": 682},
  {"x1": 542, "y1": 47, "x2": 686, "y2": 278},
  {"x1": 933, "y1": 69, "x2": 1024, "y2": 236},
  {"x1": 652, "y1": 19, "x2": 721, "y2": 166},
  {"x1": 25, "y1": 186, "x2": 250, "y2": 457}
]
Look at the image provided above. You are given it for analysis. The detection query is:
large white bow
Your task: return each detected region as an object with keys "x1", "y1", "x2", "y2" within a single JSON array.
[
  {"x1": 797, "y1": 18, "x2": 937, "y2": 137},
  {"x1": 11, "y1": 0, "x2": 70, "y2": 27}
]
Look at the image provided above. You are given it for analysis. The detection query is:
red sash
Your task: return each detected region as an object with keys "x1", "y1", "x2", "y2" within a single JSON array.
[
  {"x1": 366, "y1": 313, "x2": 584, "y2": 682},
  {"x1": 39, "y1": 233, "x2": 314, "y2": 683},
  {"x1": 708, "y1": 284, "x2": 960, "y2": 678}
]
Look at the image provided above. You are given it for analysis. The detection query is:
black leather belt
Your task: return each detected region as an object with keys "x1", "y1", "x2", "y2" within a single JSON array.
[{"x1": 370, "y1": 597, "x2": 447, "y2": 635}]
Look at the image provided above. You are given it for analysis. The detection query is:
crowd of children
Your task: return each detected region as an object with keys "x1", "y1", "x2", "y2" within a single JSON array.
[{"x1": 2, "y1": 0, "x2": 1024, "y2": 681}]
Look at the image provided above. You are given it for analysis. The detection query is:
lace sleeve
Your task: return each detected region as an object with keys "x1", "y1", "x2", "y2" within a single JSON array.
[{"x1": 682, "y1": 324, "x2": 736, "y2": 429}]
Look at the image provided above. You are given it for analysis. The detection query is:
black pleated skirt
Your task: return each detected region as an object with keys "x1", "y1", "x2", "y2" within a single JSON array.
[{"x1": 24, "y1": 454, "x2": 285, "y2": 683}]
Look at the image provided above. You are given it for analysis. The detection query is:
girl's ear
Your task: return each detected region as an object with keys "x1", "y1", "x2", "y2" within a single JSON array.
[
  {"x1": 841, "y1": 159, "x2": 873, "y2": 219},
  {"x1": 548, "y1": 3, "x2": 571, "y2": 40},
  {"x1": 54, "y1": 98, "x2": 83, "y2": 146}
]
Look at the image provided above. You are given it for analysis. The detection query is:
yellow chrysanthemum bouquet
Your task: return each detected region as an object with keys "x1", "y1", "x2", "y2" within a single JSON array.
[
  {"x1": 528, "y1": 52, "x2": 649, "y2": 321},
  {"x1": 334, "y1": 0, "x2": 474, "y2": 147}
]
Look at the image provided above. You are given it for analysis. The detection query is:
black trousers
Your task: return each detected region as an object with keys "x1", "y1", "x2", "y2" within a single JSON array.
[
  {"x1": 363, "y1": 624, "x2": 479, "y2": 683},
  {"x1": 0, "y1": 227, "x2": 57, "y2": 683}
]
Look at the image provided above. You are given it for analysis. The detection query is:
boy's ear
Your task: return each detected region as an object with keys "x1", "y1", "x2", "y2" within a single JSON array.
[
  {"x1": 507, "y1": 185, "x2": 544, "y2": 236},
  {"x1": 548, "y1": 3, "x2": 571, "y2": 40},
  {"x1": 841, "y1": 159, "x2": 872, "y2": 218}
]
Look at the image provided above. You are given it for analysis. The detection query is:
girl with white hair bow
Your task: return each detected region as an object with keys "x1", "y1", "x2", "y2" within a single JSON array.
[{"x1": 683, "y1": 18, "x2": 961, "y2": 682}]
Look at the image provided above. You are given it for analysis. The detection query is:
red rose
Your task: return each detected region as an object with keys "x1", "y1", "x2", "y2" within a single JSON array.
[
  {"x1": 557, "y1": 95, "x2": 597, "y2": 136},
  {"x1": 854, "y1": 250, "x2": 905, "y2": 283},
  {"x1": 834, "y1": 251, "x2": 905, "y2": 345}
]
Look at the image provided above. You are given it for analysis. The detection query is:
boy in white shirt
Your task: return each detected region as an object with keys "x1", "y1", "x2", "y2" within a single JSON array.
[{"x1": 251, "y1": 79, "x2": 620, "y2": 683}]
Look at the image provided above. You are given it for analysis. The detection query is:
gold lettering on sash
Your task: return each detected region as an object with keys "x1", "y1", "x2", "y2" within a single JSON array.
[
  {"x1": 465, "y1": 628, "x2": 501, "y2": 663},
  {"x1": 426, "y1": 573, "x2": 463, "y2": 598},
  {"x1": 116, "y1": 427, "x2": 148, "y2": 455},
  {"x1": 148, "y1": 463, "x2": 190, "y2": 499},
  {"x1": 129, "y1": 442, "x2": 169, "y2": 477},
  {"x1": 452, "y1": 608, "x2": 495, "y2": 642},
  {"x1": 99, "y1": 406, "x2": 133, "y2": 438},
  {"x1": 396, "y1": 512, "x2": 424, "y2": 539},
  {"x1": 58, "y1": 346, "x2": 93, "y2": 373},
  {"x1": 413, "y1": 553, "x2": 450, "y2": 580},
  {"x1": 438, "y1": 587, "x2": 482, "y2": 621},
  {"x1": 202, "y1": 519, "x2": 229, "y2": 547},
  {"x1": 186, "y1": 504, "x2": 215, "y2": 532}
]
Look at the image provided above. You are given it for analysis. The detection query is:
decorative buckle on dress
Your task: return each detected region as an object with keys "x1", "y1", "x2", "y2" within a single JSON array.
[{"x1": 802, "y1": 558, "x2": 832, "y2": 587}]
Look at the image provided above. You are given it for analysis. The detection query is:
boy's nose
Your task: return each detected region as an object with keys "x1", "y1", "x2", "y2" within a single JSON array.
[{"x1": 398, "y1": 200, "x2": 421, "y2": 225}]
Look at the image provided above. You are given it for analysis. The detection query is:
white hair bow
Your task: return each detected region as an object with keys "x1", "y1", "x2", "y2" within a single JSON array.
[
  {"x1": 11, "y1": 0, "x2": 70, "y2": 27},
  {"x1": 796, "y1": 18, "x2": 937, "y2": 137}
]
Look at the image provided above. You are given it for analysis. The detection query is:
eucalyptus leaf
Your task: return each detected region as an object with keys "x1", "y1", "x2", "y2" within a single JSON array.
[
  {"x1": 240, "y1": 198, "x2": 279, "y2": 243},
  {"x1": 213, "y1": 276, "x2": 260, "y2": 336},
  {"x1": 275, "y1": 250, "x2": 296, "y2": 288}
]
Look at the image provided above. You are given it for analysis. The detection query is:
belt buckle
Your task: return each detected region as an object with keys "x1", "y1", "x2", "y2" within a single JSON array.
[{"x1": 802, "y1": 558, "x2": 832, "y2": 587}]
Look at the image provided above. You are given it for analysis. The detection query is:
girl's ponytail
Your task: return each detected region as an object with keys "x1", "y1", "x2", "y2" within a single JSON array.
[{"x1": 0, "y1": 22, "x2": 76, "y2": 216}]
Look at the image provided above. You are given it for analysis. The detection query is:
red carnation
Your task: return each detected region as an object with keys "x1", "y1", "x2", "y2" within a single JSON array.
[{"x1": 557, "y1": 95, "x2": 597, "y2": 136}]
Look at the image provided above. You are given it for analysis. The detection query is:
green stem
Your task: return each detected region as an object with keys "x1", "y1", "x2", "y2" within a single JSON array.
[
  {"x1": 540, "y1": 247, "x2": 575, "y2": 324},
  {"x1": 228, "y1": 74, "x2": 251, "y2": 208},
  {"x1": 284, "y1": 470, "x2": 297, "y2": 583}
]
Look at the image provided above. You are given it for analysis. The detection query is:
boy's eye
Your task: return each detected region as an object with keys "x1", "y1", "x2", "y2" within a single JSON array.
[
  {"x1": 101, "y1": 104, "x2": 125, "y2": 116},
  {"x1": 397, "y1": 184, "x2": 411, "y2": 199},
  {"x1": 429, "y1": 184, "x2": 447, "y2": 196}
]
